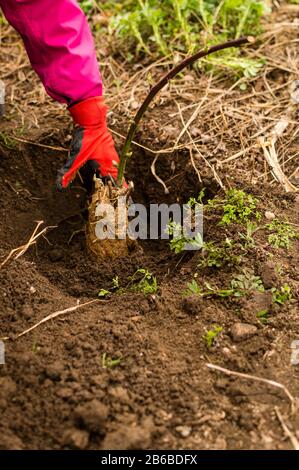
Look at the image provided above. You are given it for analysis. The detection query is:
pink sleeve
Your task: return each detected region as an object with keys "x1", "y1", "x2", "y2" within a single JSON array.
[{"x1": 0, "y1": 0, "x2": 103, "y2": 105}]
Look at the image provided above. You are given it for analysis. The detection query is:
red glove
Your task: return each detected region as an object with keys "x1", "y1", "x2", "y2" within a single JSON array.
[{"x1": 57, "y1": 97, "x2": 120, "y2": 190}]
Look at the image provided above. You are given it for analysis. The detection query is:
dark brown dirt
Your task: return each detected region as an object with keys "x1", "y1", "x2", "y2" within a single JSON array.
[
  {"x1": 0, "y1": 131, "x2": 298, "y2": 450},
  {"x1": 0, "y1": 2, "x2": 299, "y2": 449}
]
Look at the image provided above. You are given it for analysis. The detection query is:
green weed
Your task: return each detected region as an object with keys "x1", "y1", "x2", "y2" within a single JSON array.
[
  {"x1": 184, "y1": 269, "x2": 265, "y2": 299},
  {"x1": 199, "y1": 239, "x2": 242, "y2": 268},
  {"x1": 98, "y1": 289, "x2": 111, "y2": 298},
  {"x1": 166, "y1": 220, "x2": 203, "y2": 254},
  {"x1": 0, "y1": 132, "x2": 17, "y2": 149},
  {"x1": 184, "y1": 279, "x2": 236, "y2": 298},
  {"x1": 207, "y1": 189, "x2": 261, "y2": 226},
  {"x1": 187, "y1": 188, "x2": 206, "y2": 207},
  {"x1": 166, "y1": 191, "x2": 204, "y2": 253},
  {"x1": 231, "y1": 268, "x2": 264, "y2": 293},
  {"x1": 101, "y1": 352, "x2": 122, "y2": 369},
  {"x1": 79, "y1": 0, "x2": 95, "y2": 14},
  {"x1": 203, "y1": 325, "x2": 223, "y2": 348},
  {"x1": 266, "y1": 219, "x2": 299, "y2": 249},
  {"x1": 128, "y1": 268, "x2": 159, "y2": 294},
  {"x1": 99, "y1": 269, "x2": 158, "y2": 297},
  {"x1": 256, "y1": 309, "x2": 269, "y2": 323},
  {"x1": 238, "y1": 221, "x2": 258, "y2": 248},
  {"x1": 101, "y1": 0, "x2": 269, "y2": 77},
  {"x1": 272, "y1": 284, "x2": 292, "y2": 305}
]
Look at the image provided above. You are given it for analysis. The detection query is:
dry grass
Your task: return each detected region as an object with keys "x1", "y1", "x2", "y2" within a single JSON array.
[{"x1": 0, "y1": 2, "x2": 298, "y2": 192}]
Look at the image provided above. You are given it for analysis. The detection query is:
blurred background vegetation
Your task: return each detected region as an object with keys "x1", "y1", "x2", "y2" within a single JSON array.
[{"x1": 79, "y1": 0, "x2": 274, "y2": 78}]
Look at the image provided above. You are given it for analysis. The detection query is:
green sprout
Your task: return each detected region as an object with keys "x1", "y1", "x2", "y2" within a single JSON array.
[
  {"x1": 128, "y1": 268, "x2": 159, "y2": 294},
  {"x1": 266, "y1": 219, "x2": 299, "y2": 249},
  {"x1": 101, "y1": 353, "x2": 122, "y2": 369},
  {"x1": 272, "y1": 284, "x2": 292, "y2": 305},
  {"x1": 203, "y1": 325, "x2": 223, "y2": 348}
]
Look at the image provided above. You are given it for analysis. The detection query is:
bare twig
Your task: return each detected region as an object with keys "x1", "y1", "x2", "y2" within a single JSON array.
[
  {"x1": 189, "y1": 147, "x2": 202, "y2": 185},
  {"x1": 0, "y1": 221, "x2": 57, "y2": 269},
  {"x1": 2, "y1": 299, "x2": 102, "y2": 341},
  {"x1": 258, "y1": 103, "x2": 299, "y2": 193},
  {"x1": 9, "y1": 136, "x2": 68, "y2": 152},
  {"x1": 117, "y1": 37, "x2": 250, "y2": 185},
  {"x1": 275, "y1": 407, "x2": 299, "y2": 450},
  {"x1": 174, "y1": 75, "x2": 211, "y2": 147},
  {"x1": 111, "y1": 127, "x2": 203, "y2": 155},
  {"x1": 176, "y1": 100, "x2": 224, "y2": 188},
  {"x1": 259, "y1": 135, "x2": 298, "y2": 193},
  {"x1": 207, "y1": 363, "x2": 297, "y2": 412},
  {"x1": 151, "y1": 155, "x2": 170, "y2": 194}
]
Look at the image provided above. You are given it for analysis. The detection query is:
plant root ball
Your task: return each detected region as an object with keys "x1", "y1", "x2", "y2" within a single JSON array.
[{"x1": 86, "y1": 178, "x2": 136, "y2": 260}]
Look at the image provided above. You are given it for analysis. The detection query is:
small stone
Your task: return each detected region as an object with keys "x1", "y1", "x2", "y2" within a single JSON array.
[
  {"x1": 29, "y1": 286, "x2": 36, "y2": 294},
  {"x1": 243, "y1": 291, "x2": 273, "y2": 315},
  {"x1": 222, "y1": 347, "x2": 232, "y2": 357},
  {"x1": 230, "y1": 323, "x2": 258, "y2": 342},
  {"x1": 56, "y1": 387, "x2": 73, "y2": 399},
  {"x1": 175, "y1": 425, "x2": 192, "y2": 438},
  {"x1": 265, "y1": 211, "x2": 275, "y2": 220},
  {"x1": 260, "y1": 262, "x2": 277, "y2": 289},
  {"x1": 63, "y1": 429, "x2": 89, "y2": 450},
  {"x1": 74, "y1": 399, "x2": 108, "y2": 434}
]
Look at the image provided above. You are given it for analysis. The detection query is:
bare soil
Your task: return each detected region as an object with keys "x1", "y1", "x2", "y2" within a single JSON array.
[
  {"x1": 0, "y1": 2, "x2": 299, "y2": 450},
  {"x1": 0, "y1": 132, "x2": 298, "y2": 450}
]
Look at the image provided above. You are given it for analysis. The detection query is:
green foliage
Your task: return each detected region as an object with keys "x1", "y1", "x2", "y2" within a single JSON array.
[
  {"x1": 184, "y1": 278, "x2": 202, "y2": 295},
  {"x1": 183, "y1": 270, "x2": 293, "y2": 321},
  {"x1": 112, "y1": 276, "x2": 121, "y2": 290},
  {"x1": 266, "y1": 219, "x2": 299, "y2": 249},
  {"x1": 205, "y1": 55, "x2": 265, "y2": 78},
  {"x1": 98, "y1": 289, "x2": 111, "y2": 298},
  {"x1": 188, "y1": 188, "x2": 206, "y2": 207},
  {"x1": 167, "y1": 189, "x2": 260, "y2": 259},
  {"x1": 0, "y1": 132, "x2": 17, "y2": 149},
  {"x1": 238, "y1": 221, "x2": 257, "y2": 248},
  {"x1": 102, "y1": 0, "x2": 269, "y2": 76},
  {"x1": 101, "y1": 352, "x2": 122, "y2": 369},
  {"x1": 184, "y1": 278, "x2": 236, "y2": 298},
  {"x1": 208, "y1": 189, "x2": 261, "y2": 226},
  {"x1": 79, "y1": 0, "x2": 95, "y2": 14},
  {"x1": 128, "y1": 268, "x2": 159, "y2": 294},
  {"x1": 166, "y1": 221, "x2": 203, "y2": 254},
  {"x1": 272, "y1": 284, "x2": 292, "y2": 305},
  {"x1": 203, "y1": 325, "x2": 223, "y2": 348},
  {"x1": 256, "y1": 309, "x2": 269, "y2": 323},
  {"x1": 184, "y1": 270, "x2": 265, "y2": 299},
  {"x1": 231, "y1": 268, "x2": 264, "y2": 293},
  {"x1": 99, "y1": 269, "x2": 159, "y2": 297},
  {"x1": 199, "y1": 239, "x2": 241, "y2": 268}
]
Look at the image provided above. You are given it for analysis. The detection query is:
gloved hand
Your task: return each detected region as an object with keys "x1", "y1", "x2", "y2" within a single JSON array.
[{"x1": 57, "y1": 96, "x2": 121, "y2": 191}]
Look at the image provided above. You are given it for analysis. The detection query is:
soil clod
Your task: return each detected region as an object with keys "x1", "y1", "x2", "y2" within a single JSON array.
[{"x1": 230, "y1": 323, "x2": 258, "y2": 342}]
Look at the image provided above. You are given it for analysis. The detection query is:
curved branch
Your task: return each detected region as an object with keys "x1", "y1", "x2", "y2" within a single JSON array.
[{"x1": 117, "y1": 36, "x2": 250, "y2": 186}]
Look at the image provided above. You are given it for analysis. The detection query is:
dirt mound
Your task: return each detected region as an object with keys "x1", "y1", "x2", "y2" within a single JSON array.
[{"x1": 0, "y1": 135, "x2": 298, "y2": 450}]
